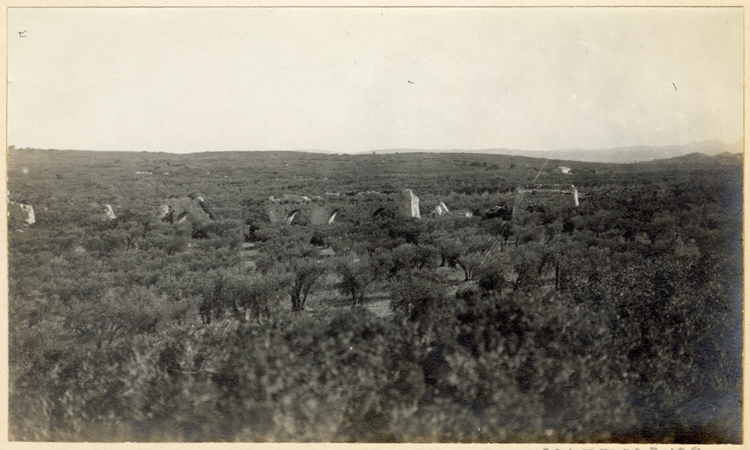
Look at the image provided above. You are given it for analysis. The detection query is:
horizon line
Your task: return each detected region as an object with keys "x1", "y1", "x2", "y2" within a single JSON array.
[{"x1": 7, "y1": 137, "x2": 741, "y2": 156}]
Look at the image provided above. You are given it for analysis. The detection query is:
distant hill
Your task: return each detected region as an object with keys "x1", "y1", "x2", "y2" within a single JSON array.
[
  {"x1": 11, "y1": 139, "x2": 743, "y2": 166},
  {"x1": 371, "y1": 139, "x2": 743, "y2": 164},
  {"x1": 643, "y1": 151, "x2": 743, "y2": 166}
]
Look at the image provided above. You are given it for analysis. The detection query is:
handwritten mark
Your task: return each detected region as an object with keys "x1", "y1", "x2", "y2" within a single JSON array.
[
  {"x1": 672, "y1": 82, "x2": 677, "y2": 91},
  {"x1": 18, "y1": 30, "x2": 26, "y2": 38},
  {"x1": 407, "y1": 80, "x2": 415, "y2": 84}
]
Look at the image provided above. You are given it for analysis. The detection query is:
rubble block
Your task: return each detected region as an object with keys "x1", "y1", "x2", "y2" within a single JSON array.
[
  {"x1": 8, "y1": 201, "x2": 35, "y2": 225},
  {"x1": 89, "y1": 203, "x2": 117, "y2": 222},
  {"x1": 104, "y1": 204, "x2": 116, "y2": 220},
  {"x1": 432, "y1": 201, "x2": 449, "y2": 217}
]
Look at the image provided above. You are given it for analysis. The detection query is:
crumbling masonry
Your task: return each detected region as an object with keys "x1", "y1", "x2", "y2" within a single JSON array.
[
  {"x1": 266, "y1": 189, "x2": 421, "y2": 225},
  {"x1": 159, "y1": 195, "x2": 215, "y2": 224},
  {"x1": 512, "y1": 184, "x2": 578, "y2": 219}
]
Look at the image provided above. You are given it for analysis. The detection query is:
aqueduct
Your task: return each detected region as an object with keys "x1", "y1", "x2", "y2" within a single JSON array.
[{"x1": 266, "y1": 189, "x2": 421, "y2": 226}]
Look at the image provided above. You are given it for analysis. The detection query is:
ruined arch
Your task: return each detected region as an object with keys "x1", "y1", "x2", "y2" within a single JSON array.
[
  {"x1": 286, "y1": 210, "x2": 300, "y2": 225},
  {"x1": 327, "y1": 209, "x2": 340, "y2": 225}
]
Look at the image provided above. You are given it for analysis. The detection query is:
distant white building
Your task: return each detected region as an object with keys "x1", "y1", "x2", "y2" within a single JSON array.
[{"x1": 553, "y1": 166, "x2": 571, "y2": 174}]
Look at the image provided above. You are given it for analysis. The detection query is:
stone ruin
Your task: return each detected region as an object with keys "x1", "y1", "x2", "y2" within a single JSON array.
[
  {"x1": 512, "y1": 184, "x2": 579, "y2": 219},
  {"x1": 159, "y1": 195, "x2": 215, "y2": 224},
  {"x1": 266, "y1": 195, "x2": 336, "y2": 226},
  {"x1": 266, "y1": 189, "x2": 420, "y2": 226},
  {"x1": 104, "y1": 204, "x2": 117, "y2": 221},
  {"x1": 89, "y1": 203, "x2": 117, "y2": 222},
  {"x1": 432, "y1": 201, "x2": 450, "y2": 218},
  {"x1": 8, "y1": 201, "x2": 35, "y2": 225},
  {"x1": 9, "y1": 199, "x2": 119, "y2": 228}
]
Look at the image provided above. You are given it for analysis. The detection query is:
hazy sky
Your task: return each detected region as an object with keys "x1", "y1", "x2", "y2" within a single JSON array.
[{"x1": 8, "y1": 7, "x2": 744, "y2": 154}]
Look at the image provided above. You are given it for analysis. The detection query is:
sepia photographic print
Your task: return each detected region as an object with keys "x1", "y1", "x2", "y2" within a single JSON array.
[{"x1": 4, "y1": 4, "x2": 744, "y2": 445}]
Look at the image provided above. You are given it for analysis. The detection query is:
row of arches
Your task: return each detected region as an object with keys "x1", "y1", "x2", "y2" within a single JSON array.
[
  {"x1": 283, "y1": 208, "x2": 340, "y2": 226},
  {"x1": 278, "y1": 206, "x2": 410, "y2": 226}
]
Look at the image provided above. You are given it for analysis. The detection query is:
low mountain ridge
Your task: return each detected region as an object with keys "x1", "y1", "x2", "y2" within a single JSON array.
[
  {"x1": 371, "y1": 139, "x2": 743, "y2": 164},
  {"x1": 642, "y1": 151, "x2": 743, "y2": 166}
]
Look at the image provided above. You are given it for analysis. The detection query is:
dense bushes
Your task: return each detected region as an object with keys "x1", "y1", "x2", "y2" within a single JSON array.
[
  {"x1": 7, "y1": 149, "x2": 742, "y2": 442},
  {"x1": 11, "y1": 310, "x2": 426, "y2": 441},
  {"x1": 8, "y1": 291, "x2": 637, "y2": 442}
]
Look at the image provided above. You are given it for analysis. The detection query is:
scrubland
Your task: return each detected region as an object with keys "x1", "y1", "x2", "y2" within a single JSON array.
[{"x1": 7, "y1": 148, "x2": 742, "y2": 442}]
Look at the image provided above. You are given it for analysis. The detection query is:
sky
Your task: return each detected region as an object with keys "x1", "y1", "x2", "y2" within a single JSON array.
[{"x1": 7, "y1": 7, "x2": 744, "y2": 154}]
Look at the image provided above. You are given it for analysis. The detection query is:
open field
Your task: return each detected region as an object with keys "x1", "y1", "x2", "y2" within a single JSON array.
[{"x1": 7, "y1": 147, "x2": 743, "y2": 442}]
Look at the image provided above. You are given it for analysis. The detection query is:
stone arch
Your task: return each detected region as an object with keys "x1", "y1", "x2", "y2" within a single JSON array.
[
  {"x1": 286, "y1": 209, "x2": 300, "y2": 225},
  {"x1": 327, "y1": 209, "x2": 340, "y2": 225}
]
